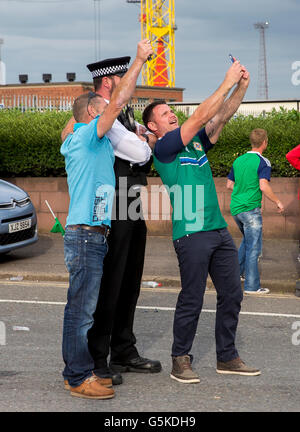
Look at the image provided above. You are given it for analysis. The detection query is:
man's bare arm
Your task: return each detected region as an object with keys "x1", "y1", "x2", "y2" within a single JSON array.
[
  {"x1": 226, "y1": 179, "x2": 235, "y2": 191},
  {"x1": 205, "y1": 70, "x2": 250, "y2": 144},
  {"x1": 260, "y1": 179, "x2": 284, "y2": 213},
  {"x1": 61, "y1": 116, "x2": 76, "y2": 142},
  {"x1": 180, "y1": 61, "x2": 244, "y2": 146},
  {"x1": 97, "y1": 40, "x2": 153, "y2": 139}
]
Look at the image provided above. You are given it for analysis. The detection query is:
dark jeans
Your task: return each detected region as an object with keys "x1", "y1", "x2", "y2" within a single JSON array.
[
  {"x1": 62, "y1": 227, "x2": 108, "y2": 387},
  {"x1": 173, "y1": 228, "x2": 243, "y2": 362}
]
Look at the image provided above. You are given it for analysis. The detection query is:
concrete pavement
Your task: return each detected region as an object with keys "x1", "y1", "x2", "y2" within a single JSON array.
[{"x1": 0, "y1": 232, "x2": 299, "y2": 294}]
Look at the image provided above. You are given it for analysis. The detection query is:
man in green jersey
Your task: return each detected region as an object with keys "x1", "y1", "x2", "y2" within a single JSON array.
[
  {"x1": 227, "y1": 128, "x2": 284, "y2": 295},
  {"x1": 142, "y1": 61, "x2": 261, "y2": 383}
]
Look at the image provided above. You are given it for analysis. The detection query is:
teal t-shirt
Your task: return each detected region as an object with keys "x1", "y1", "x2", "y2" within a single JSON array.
[
  {"x1": 153, "y1": 127, "x2": 227, "y2": 240},
  {"x1": 228, "y1": 151, "x2": 271, "y2": 216},
  {"x1": 60, "y1": 117, "x2": 115, "y2": 227}
]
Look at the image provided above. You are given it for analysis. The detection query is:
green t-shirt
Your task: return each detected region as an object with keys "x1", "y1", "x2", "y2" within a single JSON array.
[
  {"x1": 153, "y1": 127, "x2": 227, "y2": 240},
  {"x1": 228, "y1": 151, "x2": 272, "y2": 216}
]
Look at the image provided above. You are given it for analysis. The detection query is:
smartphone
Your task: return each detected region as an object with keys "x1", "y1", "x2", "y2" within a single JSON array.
[{"x1": 229, "y1": 54, "x2": 235, "y2": 63}]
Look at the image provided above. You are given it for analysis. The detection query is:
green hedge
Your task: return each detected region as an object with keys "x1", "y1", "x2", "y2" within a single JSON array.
[
  {"x1": 0, "y1": 109, "x2": 71, "y2": 177},
  {"x1": 208, "y1": 108, "x2": 300, "y2": 177},
  {"x1": 0, "y1": 107, "x2": 299, "y2": 177}
]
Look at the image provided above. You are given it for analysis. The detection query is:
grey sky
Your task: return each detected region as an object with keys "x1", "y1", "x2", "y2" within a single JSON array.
[{"x1": 0, "y1": 0, "x2": 299, "y2": 101}]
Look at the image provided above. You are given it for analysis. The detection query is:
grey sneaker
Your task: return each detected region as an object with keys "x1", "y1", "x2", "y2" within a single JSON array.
[
  {"x1": 216, "y1": 357, "x2": 261, "y2": 376},
  {"x1": 170, "y1": 355, "x2": 200, "y2": 384}
]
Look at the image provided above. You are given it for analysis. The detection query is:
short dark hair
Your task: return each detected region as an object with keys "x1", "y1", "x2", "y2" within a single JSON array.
[
  {"x1": 93, "y1": 76, "x2": 104, "y2": 92},
  {"x1": 142, "y1": 99, "x2": 167, "y2": 131}
]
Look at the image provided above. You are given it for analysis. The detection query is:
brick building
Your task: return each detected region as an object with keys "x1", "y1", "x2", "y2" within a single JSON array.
[{"x1": 0, "y1": 81, "x2": 184, "y2": 111}]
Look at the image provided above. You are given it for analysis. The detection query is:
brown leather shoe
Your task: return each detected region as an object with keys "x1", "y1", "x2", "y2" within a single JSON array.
[
  {"x1": 64, "y1": 374, "x2": 112, "y2": 390},
  {"x1": 216, "y1": 357, "x2": 261, "y2": 376},
  {"x1": 69, "y1": 375, "x2": 115, "y2": 399}
]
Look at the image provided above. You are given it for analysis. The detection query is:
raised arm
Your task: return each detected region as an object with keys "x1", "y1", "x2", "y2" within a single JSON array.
[
  {"x1": 97, "y1": 40, "x2": 153, "y2": 138},
  {"x1": 205, "y1": 69, "x2": 250, "y2": 144},
  {"x1": 180, "y1": 61, "x2": 244, "y2": 146}
]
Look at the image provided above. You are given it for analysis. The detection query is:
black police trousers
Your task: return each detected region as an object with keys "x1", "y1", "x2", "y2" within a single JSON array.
[{"x1": 88, "y1": 203, "x2": 147, "y2": 369}]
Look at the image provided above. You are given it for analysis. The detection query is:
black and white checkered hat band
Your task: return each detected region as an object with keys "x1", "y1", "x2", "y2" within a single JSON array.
[{"x1": 91, "y1": 64, "x2": 129, "y2": 78}]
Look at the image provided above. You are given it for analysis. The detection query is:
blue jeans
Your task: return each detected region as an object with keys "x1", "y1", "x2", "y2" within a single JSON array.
[
  {"x1": 233, "y1": 208, "x2": 263, "y2": 292},
  {"x1": 62, "y1": 227, "x2": 108, "y2": 387}
]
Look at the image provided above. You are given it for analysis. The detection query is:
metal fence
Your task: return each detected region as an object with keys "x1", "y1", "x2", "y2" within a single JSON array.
[
  {"x1": 171, "y1": 100, "x2": 300, "y2": 118},
  {"x1": 0, "y1": 95, "x2": 75, "y2": 111},
  {"x1": 1, "y1": 95, "x2": 299, "y2": 117}
]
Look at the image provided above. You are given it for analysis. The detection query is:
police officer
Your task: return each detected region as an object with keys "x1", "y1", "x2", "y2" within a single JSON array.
[{"x1": 87, "y1": 55, "x2": 162, "y2": 385}]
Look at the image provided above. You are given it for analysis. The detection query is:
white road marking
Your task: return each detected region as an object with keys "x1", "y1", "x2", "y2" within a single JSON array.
[
  {"x1": 0, "y1": 299, "x2": 65, "y2": 306},
  {"x1": 137, "y1": 306, "x2": 300, "y2": 319},
  {"x1": 0, "y1": 298, "x2": 300, "y2": 319}
]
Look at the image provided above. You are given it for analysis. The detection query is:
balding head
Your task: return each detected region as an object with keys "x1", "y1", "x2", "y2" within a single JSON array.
[{"x1": 72, "y1": 92, "x2": 106, "y2": 123}]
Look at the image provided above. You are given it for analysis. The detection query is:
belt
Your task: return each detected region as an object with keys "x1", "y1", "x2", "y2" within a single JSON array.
[{"x1": 67, "y1": 224, "x2": 110, "y2": 237}]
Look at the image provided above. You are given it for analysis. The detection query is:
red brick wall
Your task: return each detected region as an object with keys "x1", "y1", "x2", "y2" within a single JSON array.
[
  {"x1": 4, "y1": 177, "x2": 299, "y2": 239},
  {"x1": 0, "y1": 83, "x2": 183, "y2": 103},
  {"x1": 0, "y1": 83, "x2": 93, "y2": 99}
]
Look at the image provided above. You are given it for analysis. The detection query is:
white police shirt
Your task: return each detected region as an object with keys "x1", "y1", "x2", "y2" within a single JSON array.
[{"x1": 104, "y1": 99, "x2": 152, "y2": 166}]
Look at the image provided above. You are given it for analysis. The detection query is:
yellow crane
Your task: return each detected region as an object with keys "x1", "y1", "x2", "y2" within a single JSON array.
[{"x1": 127, "y1": 0, "x2": 176, "y2": 87}]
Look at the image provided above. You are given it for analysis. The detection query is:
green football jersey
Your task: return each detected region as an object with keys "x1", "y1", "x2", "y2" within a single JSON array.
[
  {"x1": 228, "y1": 151, "x2": 272, "y2": 216},
  {"x1": 153, "y1": 129, "x2": 227, "y2": 240}
]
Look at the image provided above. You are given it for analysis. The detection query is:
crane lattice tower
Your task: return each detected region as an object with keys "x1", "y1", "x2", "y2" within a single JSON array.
[
  {"x1": 127, "y1": 0, "x2": 176, "y2": 87},
  {"x1": 254, "y1": 21, "x2": 269, "y2": 100}
]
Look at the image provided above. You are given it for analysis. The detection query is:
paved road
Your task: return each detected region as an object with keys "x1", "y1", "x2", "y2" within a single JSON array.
[{"x1": 0, "y1": 280, "x2": 299, "y2": 413}]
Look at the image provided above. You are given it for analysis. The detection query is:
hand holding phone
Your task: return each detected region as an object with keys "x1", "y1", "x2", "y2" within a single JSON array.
[{"x1": 229, "y1": 54, "x2": 236, "y2": 63}]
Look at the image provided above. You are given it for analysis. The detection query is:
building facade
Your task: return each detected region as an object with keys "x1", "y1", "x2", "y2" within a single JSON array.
[{"x1": 0, "y1": 81, "x2": 184, "y2": 111}]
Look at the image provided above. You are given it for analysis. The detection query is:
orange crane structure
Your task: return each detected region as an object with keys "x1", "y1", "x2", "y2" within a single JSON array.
[{"x1": 126, "y1": 0, "x2": 176, "y2": 88}]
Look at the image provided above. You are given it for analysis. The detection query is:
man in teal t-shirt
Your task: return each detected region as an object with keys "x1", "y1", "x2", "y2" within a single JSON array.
[
  {"x1": 60, "y1": 40, "x2": 153, "y2": 400},
  {"x1": 143, "y1": 60, "x2": 261, "y2": 383},
  {"x1": 227, "y1": 128, "x2": 284, "y2": 295}
]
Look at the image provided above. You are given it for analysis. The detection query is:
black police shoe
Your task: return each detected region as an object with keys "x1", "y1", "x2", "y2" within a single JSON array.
[
  {"x1": 94, "y1": 367, "x2": 123, "y2": 386},
  {"x1": 110, "y1": 356, "x2": 162, "y2": 374}
]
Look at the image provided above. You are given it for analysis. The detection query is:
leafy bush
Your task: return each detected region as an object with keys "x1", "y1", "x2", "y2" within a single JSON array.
[
  {"x1": 0, "y1": 107, "x2": 299, "y2": 177},
  {"x1": 209, "y1": 108, "x2": 300, "y2": 177},
  {"x1": 0, "y1": 109, "x2": 71, "y2": 177}
]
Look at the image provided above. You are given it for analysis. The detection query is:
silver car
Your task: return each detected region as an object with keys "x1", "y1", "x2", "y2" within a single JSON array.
[{"x1": 0, "y1": 179, "x2": 38, "y2": 253}]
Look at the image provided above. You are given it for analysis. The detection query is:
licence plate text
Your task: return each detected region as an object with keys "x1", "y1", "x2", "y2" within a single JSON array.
[{"x1": 9, "y1": 219, "x2": 31, "y2": 233}]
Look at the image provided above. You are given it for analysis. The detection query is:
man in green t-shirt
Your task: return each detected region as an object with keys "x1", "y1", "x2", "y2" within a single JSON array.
[
  {"x1": 227, "y1": 129, "x2": 284, "y2": 295},
  {"x1": 142, "y1": 60, "x2": 261, "y2": 384}
]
